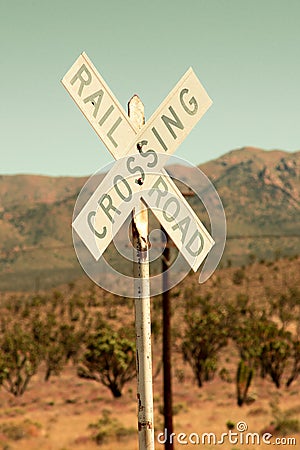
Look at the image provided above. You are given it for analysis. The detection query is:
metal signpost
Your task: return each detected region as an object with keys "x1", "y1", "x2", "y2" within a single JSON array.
[
  {"x1": 62, "y1": 52, "x2": 214, "y2": 450},
  {"x1": 128, "y1": 95, "x2": 154, "y2": 447}
]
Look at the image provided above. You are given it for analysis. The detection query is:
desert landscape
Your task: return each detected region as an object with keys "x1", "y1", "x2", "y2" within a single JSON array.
[
  {"x1": 0, "y1": 148, "x2": 300, "y2": 449},
  {"x1": 0, "y1": 253, "x2": 299, "y2": 449},
  {"x1": 2, "y1": 0, "x2": 300, "y2": 448}
]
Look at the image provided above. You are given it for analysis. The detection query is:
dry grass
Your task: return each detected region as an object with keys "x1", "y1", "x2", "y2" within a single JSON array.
[
  {"x1": 0, "y1": 348, "x2": 298, "y2": 449},
  {"x1": 0, "y1": 257, "x2": 299, "y2": 449}
]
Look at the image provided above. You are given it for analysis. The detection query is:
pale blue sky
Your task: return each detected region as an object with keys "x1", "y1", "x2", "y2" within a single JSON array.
[{"x1": 1, "y1": 0, "x2": 299, "y2": 175}]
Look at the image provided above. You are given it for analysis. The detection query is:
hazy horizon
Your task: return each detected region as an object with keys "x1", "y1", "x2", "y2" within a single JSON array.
[{"x1": 1, "y1": 145, "x2": 299, "y2": 178}]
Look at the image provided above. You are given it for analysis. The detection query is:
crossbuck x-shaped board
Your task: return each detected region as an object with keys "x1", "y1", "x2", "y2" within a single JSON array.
[{"x1": 62, "y1": 53, "x2": 214, "y2": 272}]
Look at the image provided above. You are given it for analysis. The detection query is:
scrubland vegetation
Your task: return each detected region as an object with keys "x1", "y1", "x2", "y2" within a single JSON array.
[{"x1": 0, "y1": 256, "x2": 299, "y2": 448}]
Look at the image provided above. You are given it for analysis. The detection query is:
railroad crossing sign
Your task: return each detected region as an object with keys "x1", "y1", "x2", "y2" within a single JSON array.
[{"x1": 62, "y1": 52, "x2": 214, "y2": 271}]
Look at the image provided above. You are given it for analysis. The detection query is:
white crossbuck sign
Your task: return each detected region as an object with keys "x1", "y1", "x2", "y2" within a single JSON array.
[{"x1": 62, "y1": 53, "x2": 215, "y2": 271}]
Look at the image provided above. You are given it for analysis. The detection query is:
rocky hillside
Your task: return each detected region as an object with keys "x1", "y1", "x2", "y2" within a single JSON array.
[
  {"x1": 0, "y1": 147, "x2": 299, "y2": 291},
  {"x1": 202, "y1": 147, "x2": 300, "y2": 233}
]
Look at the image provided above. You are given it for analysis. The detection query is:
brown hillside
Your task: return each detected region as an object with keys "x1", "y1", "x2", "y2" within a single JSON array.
[{"x1": 0, "y1": 147, "x2": 299, "y2": 291}]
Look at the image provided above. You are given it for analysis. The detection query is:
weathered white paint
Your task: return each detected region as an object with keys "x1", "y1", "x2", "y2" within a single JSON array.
[
  {"x1": 62, "y1": 52, "x2": 136, "y2": 158},
  {"x1": 129, "y1": 95, "x2": 155, "y2": 450},
  {"x1": 62, "y1": 53, "x2": 212, "y2": 161},
  {"x1": 64, "y1": 52, "x2": 214, "y2": 270}
]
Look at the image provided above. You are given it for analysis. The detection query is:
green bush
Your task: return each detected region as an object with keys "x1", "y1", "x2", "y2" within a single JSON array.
[
  {"x1": 275, "y1": 418, "x2": 300, "y2": 435},
  {"x1": 0, "y1": 326, "x2": 41, "y2": 396},
  {"x1": 78, "y1": 326, "x2": 136, "y2": 398},
  {"x1": 236, "y1": 360, "x2": 253, "y2": 407},
  {"x1": 182, "y1": 301, "x2": 228, "y2": 387},
  {"x1": 232, "y1": 269, "x2": 245, "y2": 285},
  {"x1": 88, "y1": 410, "x2": 135, "y2": 445}
]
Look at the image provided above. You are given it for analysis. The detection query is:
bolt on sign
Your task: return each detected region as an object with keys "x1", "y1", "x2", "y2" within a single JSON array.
[{"x1": 62, "y1": 52, "x2": 214, "y2": 273}]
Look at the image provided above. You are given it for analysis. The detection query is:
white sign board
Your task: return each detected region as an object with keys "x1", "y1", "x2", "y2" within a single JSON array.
[
  {"x1": 62, "y1": 53, "x2": 214, "y2": 271},
  {"x1": 62, "y1": 52, "x2": 137, "y2": 158}
]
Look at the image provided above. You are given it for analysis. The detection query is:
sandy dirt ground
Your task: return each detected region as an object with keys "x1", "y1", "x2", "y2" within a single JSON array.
[{"x1": 0, "y1": 359, "x2": 299, "y2": 450}]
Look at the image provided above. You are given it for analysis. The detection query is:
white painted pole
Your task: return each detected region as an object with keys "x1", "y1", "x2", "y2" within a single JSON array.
[{"x1": 128, "y1": 95, "x2": 155, "y2": 450}]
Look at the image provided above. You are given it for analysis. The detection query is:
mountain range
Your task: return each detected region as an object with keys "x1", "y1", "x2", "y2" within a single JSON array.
[{"x1": 0, "y1": 147, "x2": 299, "y2": 291}]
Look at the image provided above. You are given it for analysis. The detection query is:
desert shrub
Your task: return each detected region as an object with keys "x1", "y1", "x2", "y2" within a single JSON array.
[
  {"x1": 231, "y1": 307, "x2": 269, "y2": 402},
  {"x1": 78, "y1": 326, "x2": 136, "y2": 398},
  {"x1": 175, "y1": 368, "x2": 185, "y2": 383},
  {"x1": 275, "y1": 418, "x2": 300, "y2": 435},
  {"x1": 286, "y1": 340, "x2": 300, "y2": 387},
  {"x1": 269, "y1": 288, "x2": 300, "y2": 330},
  {"x1": 31, "y1": 314, "x2": 63, "y2": 381},
  {"x1": 232, "y1": 268, "x2": 245, "y2": 285},
  {"x1": 259, "y1": 323, "x2": 292, "y2": 388},
  {"x1": 0, "y1": 325, "x2": 41, "y2": 396},
  {"x1": 29, "y1": 291, "x2": 91, "y2": 381},
  {"x1": 0, "y1": 419, "x2": 42, "y2": 441},
  {"x1": 182, "y1": 301, "x2": 228, "y2": 387},
  {"x1": 270, "y1": 399, "x2": 300, "y2": 435},
  {"x1": 236, "y1": 360, "x2": 254, "y2": 407},
  {"x1": 88, "y1": 410, "x2": 135, "y2": 445},
  {"x1": 0, "y1": 423, "x2": 26, "y2": 440},
  {"x1": 219, "y1": 367, "x2": 232, "y2": 383},
  {"x1": 235, "y1": 294, "x2": 250, "y2": 316},
  {"x1": 248, "y1": 253, "x2": 256, "y2": 265},
  {"x1": 226, "y1": 420, "x2": 235, "y2": 430},
  {"x1": 159, "y1": 402, "x2": 187, "y2": 416},
  {"x1": 231, "y1": 293, "x2": 294, "y2": 391}
]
